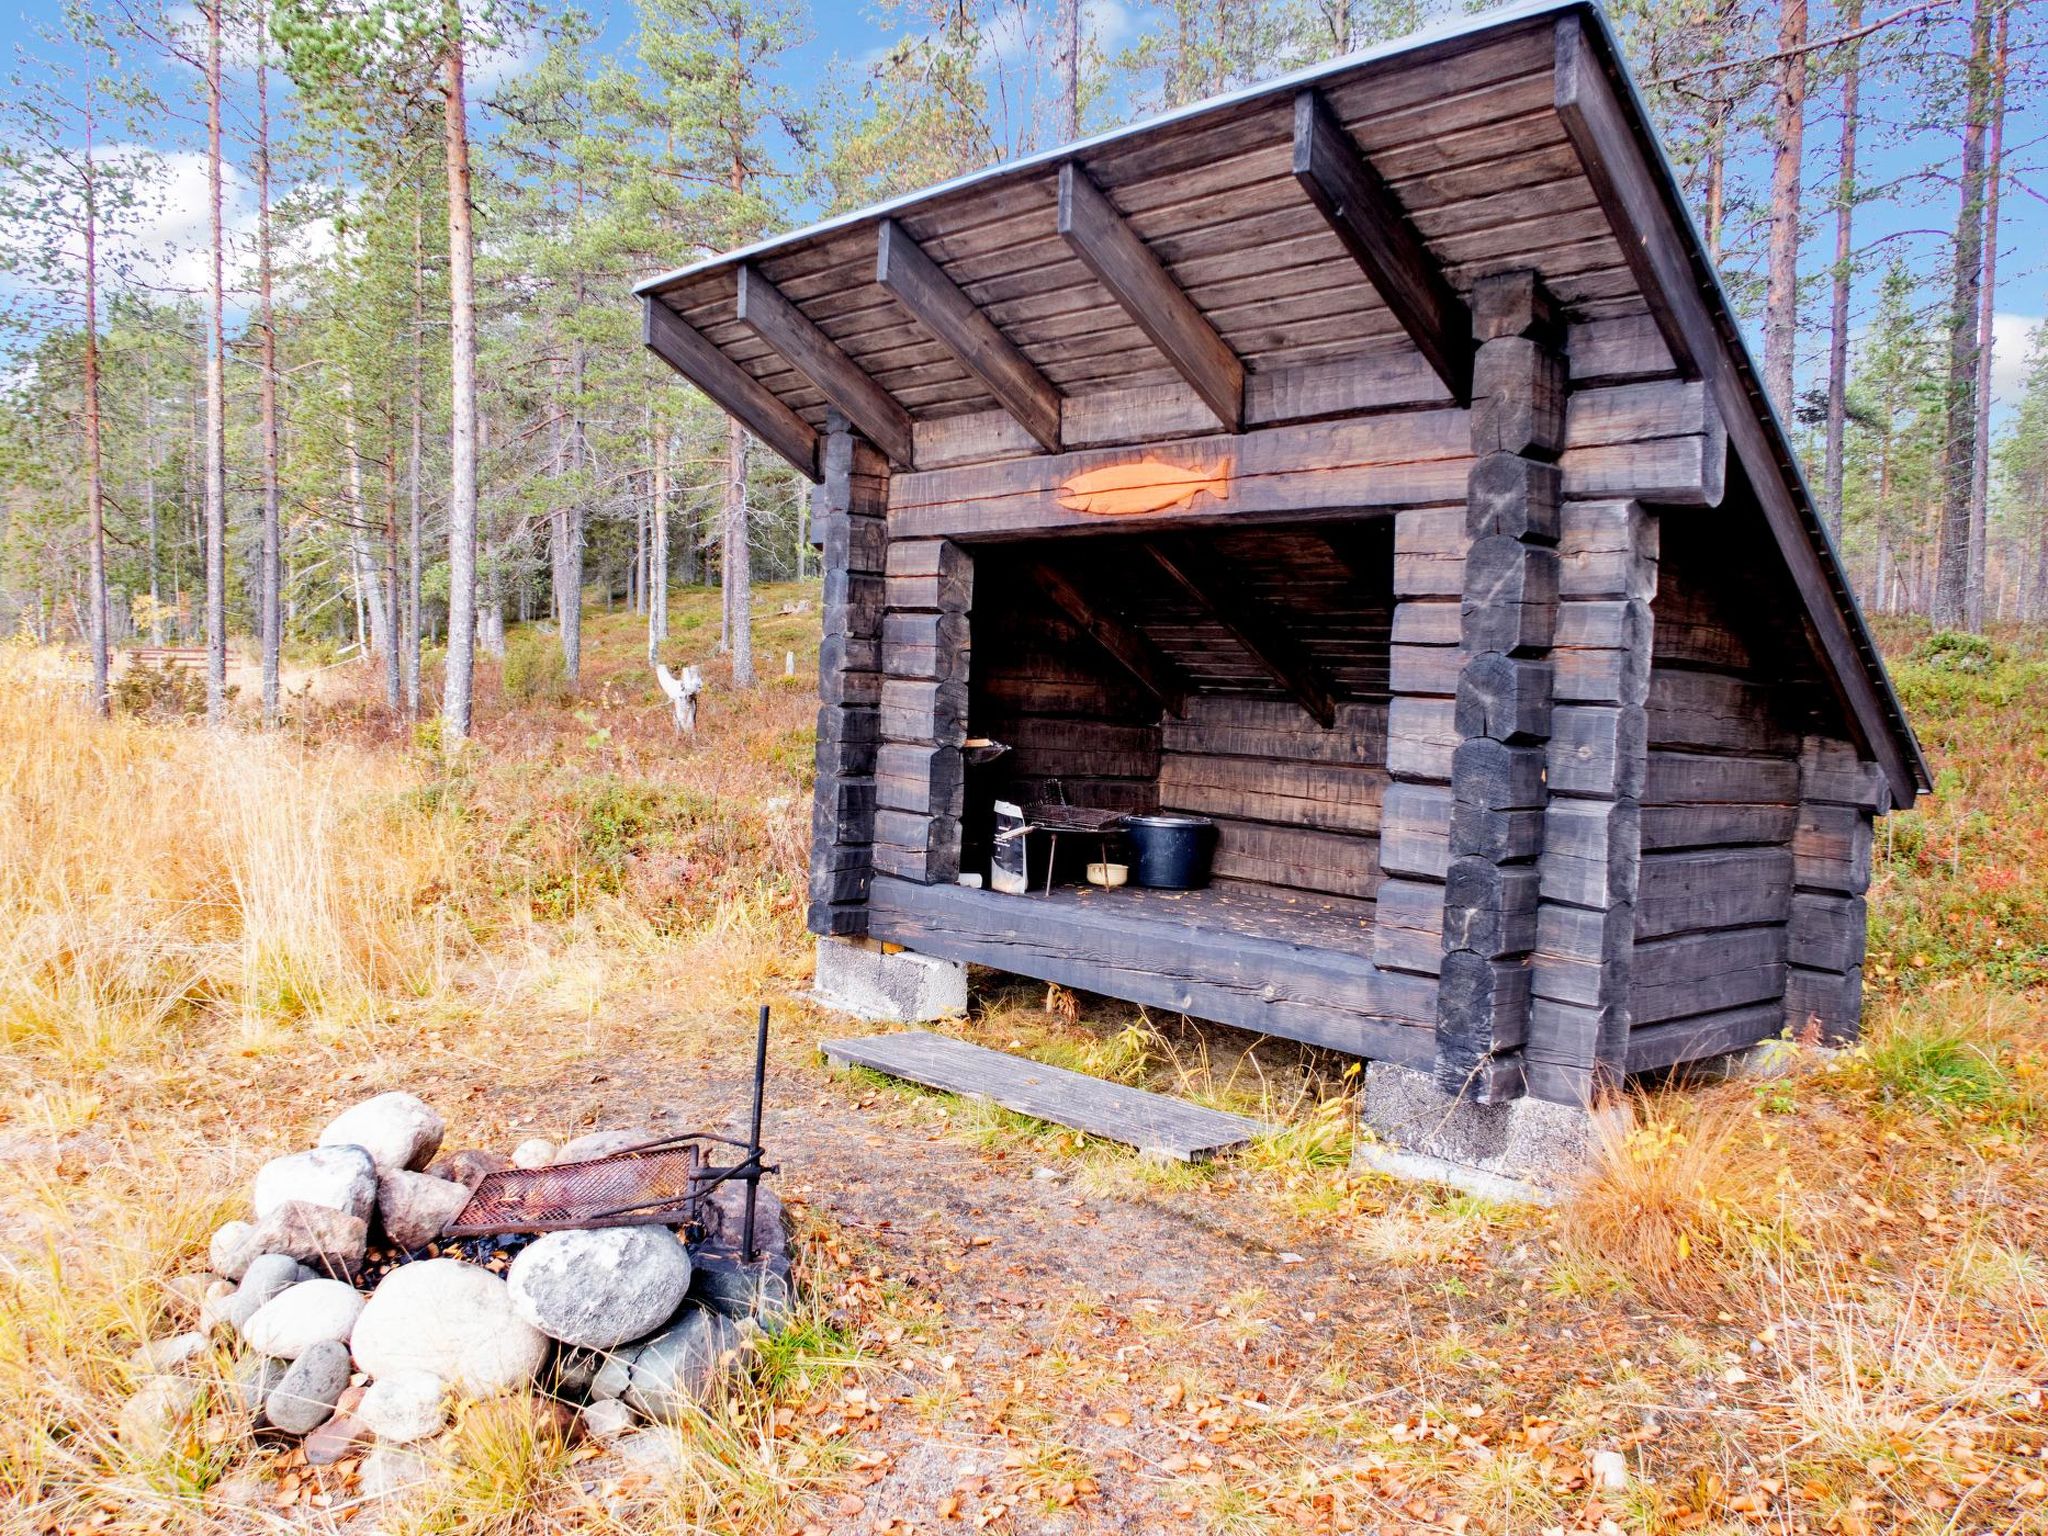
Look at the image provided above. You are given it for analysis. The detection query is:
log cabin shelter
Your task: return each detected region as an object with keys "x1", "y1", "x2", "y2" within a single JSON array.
[{"x1": 635, "y1": 0, "x2": 1929, "y2": 1116}]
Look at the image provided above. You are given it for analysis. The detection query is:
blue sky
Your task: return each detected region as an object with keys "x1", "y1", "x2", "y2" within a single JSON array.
[{"x1": 2, "y1": 0, "x2": 2041, "y2": 415}]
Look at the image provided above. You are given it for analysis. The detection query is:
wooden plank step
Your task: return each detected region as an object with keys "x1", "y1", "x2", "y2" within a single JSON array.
[{"x1": 821, "y1": 1029, "x2": 1266, "y2": 1162}]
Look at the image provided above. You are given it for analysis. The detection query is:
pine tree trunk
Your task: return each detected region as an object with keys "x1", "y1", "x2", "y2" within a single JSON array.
[
  {"x1": 203, "y1": 0, "x2": 228, "y2": 724},
  {"x1": 1965, "y1": 1, "x2": 2007, "y2": 632},
  {"x1": 1821, "y1": 0, "x2": 1861, "y2": 543},
  {"x1": 649, "y1": 420, "x2": 668, "y2": 665},
  {"x1": 441, "y1": 22, "x2": 479, "y2": 743},
  {"x1": 406, "y1": 189, "x2": 425, "y2": 717},
  {"x1": 1053, "y1": 0, "x2": 1080, "y2": 141},
  {"x1": 1704, "y1": 98, "x2": 1727, "y2": 264},
  {"x1": 726, "y1": 419, "x2": 753, "y2": 687},
  {"x1": 1935, "y1": 0, "x2": 1992, "y2": 628},
  {"x1": 1763, "y1": 0, "x2": 1808, "y2": 414},
  {"x1": 257, "y1": 11, "x2": 283, "y2": 728},
  {"x1": 82, "y1": 84, "x2": 109, "y2": 718}
]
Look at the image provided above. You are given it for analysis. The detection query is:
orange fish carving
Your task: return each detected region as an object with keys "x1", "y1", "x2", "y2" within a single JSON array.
[{"x1": 1055, "y1": 458, "x2": 1232, "y2": 517}]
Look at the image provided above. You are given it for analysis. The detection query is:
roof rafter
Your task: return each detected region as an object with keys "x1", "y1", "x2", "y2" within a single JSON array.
[
  {"x1": 735, "y1": 264, "x2": 916, "y2": 469},
  {"x1": 877, "y1": 220, "x2": 1063, "y2": 454},
  {"x1": 1057, "y1": 163, "x2": 1245, "y2": 432},
  {"x1": 1144, "y1": 536, "x2": 1337, "y2": 727},
  {"x1": 1291, "y1": 88, "x2": 1473, "y2": 403},
  {"x1": 643, "y1": 299, "x2": 821, "y2": 482},
  {"x1": 1025, "y1": 559, "x2": 1188, "y2": 717}
]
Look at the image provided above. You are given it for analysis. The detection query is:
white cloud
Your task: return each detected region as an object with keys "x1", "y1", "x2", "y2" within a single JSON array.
[{"x1": 1989, "y1": 310, "x2": 2041, "y2": 404}]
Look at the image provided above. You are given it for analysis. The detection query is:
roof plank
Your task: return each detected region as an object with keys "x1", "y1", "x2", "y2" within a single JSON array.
[
  {"x1": 643, "y1": 299, "x2": 820, "y2": 482},
  {"x1": 735, "y1": 264, "x2": 916, "y2": 468},
  {"x1": 1144, "y1": 535, "x2": 1339, "y2": 726},
  {"x1": 876, "y1": 220, "x2": 1063, "y2": 452},
  {"x1": 1057, "y1": 163, "x2": 1246, "y2": 431},
  {"x1": 1292, "y1": 88, "x2": 1473, "y2": 402}
]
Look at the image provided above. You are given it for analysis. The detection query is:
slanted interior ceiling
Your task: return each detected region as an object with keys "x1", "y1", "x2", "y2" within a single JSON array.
[{"x1": 651, "y1": 19, "x2": 1636, "y2": 432}]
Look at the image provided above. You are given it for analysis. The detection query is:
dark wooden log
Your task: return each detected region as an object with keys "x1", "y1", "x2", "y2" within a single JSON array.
[
  {"x1": 1558, "y1": 500, "x2": 1659, "y2": 600},
  {"x1": 1792, "y1": 803, "x2": 1874, "y2": 895},
  {"x1": 1639, "y1": 801, "x2": 1795, "y2": 850},
  {"x1": 1798, "y1": 735, "x2": 1892, "y2": 813},
  {"x1": 1567, "y1": 314, "x2": 1677, "y2": 387},
  {"x1": 733, "y1": 266, "x2": 914, "y2": 469},
  {"x1": 1057, "y1": 163, "x2": 1244, "y2": 431},
  {"x1": 1634, "y1": 846, "x2": 1794, "y2": 939},
  {"x1": 1144, "y1": 538, "x2": 1337, "y2": 726},
  {"x1": 1471, "y1": 336, "x2": 1566, "y2": 459},
  {"x1": 1454, "y1": 652, "x2": 1553, "y2": 743},
  {"x1": 1394, "y1": 507, "x2": 1472, "y2": 598},
  {"x1": 1442, "y1": 856, "x2": 1540, "y2": 957},
  {"x1": 1436, "y1": 949, "x2": 1532, "y2": 1093},
  {"x1": 1460, "y1": 537, "x2": 1558, "y2": 654},
  {"x1": 1559, "y1": 436, "x2": 1725, "y2": 507},
  {"x1": 1788, "y1": 890, "x2": 1868, "y2": 974},
  {"x1": 1160, "y1": 696, "x2": 1387, "y2": 764},
  {"x1": 1450, "y1": 737, "x2": 1547, "y2": 810},
  {"x1": 1644, "y1": 750, "x2": 1799, "y2": 807},
  {"x1": 1472, "y1": 270, "x2": 1561, "y2": 345},
  {"x1": 1538, "y1": 796, "x2": 1641, "y2": 909},
  {"x1": 1449, "y1": 801, "x2": 1544, "y2": 863},
  {"x1": 1378, "y1": 782, "x2": 1452, "y2": 879},
  {"x1": 1024, "y1": 559, "x2": 1188, "y2": 717},
  {"x1": 1647, "y1": 670, "x2": 1795, "y2": 754},
  {"x1": 1784, "y1": 965, "x2": 1862, "y2": 1044},
  {"x1": 1531, "y1": 901, "x2": 1635, "y2": 1006},
  {"x1": 1625, "y1": 1004, "x2": 1784, "y2": 1073},
  {"x1": 875, "y1": 743, "x2": 965, "y2": 818},
  {"x1": 1630, "y1": 925, "x2": 1786, "y2": 1024},
  {"x1": 1386, "y1": 696, "x2": 1458, "y2": 781},
  {"x1": 891, "y1": 412, "x2": 1471, "y2": 541},
  {"x1": 1374, "y1": 877, "x2": 1445, "y2": 975},
  {"x1": 1291, "y1": 88, "x2": 1473, "y2": 402},
  {"x1": 645, "y1": 299, "x2": 820, "y2": 481},
  {"x1": 865, "y1": 875, "x2": 1432, "y2": 1063},
  {"x1": 1552, "y1": 598, "x2": 1652, "y2": 704},
  {"x1": 875, "y1": 219, "x2": 1062, "y2": 452},
  {"x1": 1466, "y1": 453, "x2": 1560, "y2": 543},
  {"x1": 1548, "y1": 705, "x2": 1647, "y2": 799},
  {"x1": 816, "y1": 504, "x2": 887, "y2": 573}
]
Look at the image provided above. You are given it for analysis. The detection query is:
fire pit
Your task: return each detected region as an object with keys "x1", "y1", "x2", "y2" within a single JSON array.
[{"x1": 122, "y1": 1008, "x2": 792, "y2": 1462}]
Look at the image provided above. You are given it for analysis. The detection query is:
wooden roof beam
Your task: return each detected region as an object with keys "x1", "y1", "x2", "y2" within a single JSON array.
[
  {"x1": 1291, "y1": 88, "x2": 1473, "y2": 404},
  {"x1": 876, "y1": 220, "x2": 1063, "y2": 454},
  {"x1": 735, "y1": 264, "x2": 916, "y2": 469},
  {"x1": 644, "y1": 298, "x2": 820, "y2": 482},
  {"x1": 1025, "y1": 559, "x2": 1188, "y2": 718},
  {"x1": 1057, "y1": 163, "x2": 1245, "y2": 432},
  {"x1": 1143, "y1": 536, "x2": 1337, "y2": 727}
]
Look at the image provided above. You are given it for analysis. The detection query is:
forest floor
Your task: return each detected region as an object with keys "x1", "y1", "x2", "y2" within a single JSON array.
[{"x1": 0, "y1": 590, "x2": 2043, "y2": 1536}]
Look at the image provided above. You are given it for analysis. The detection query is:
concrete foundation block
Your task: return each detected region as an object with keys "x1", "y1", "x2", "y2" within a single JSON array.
[
  {"x1": 1353, "y1": 1060, "x2": 1628, "y2": 1204},
  {"x1": 812, "y1": 936, "x2": 967, "y2": 1023}
]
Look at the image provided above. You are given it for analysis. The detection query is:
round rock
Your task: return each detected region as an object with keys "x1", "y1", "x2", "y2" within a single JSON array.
[
  {"x1": 376, "y1": 1170, "x2": 473, "y2": 1252},
  {"x1": 356, "y1": 1369, "x2": 448, "y2": 1444},
  {"x1": 350, "y1": 1258, "x2": 547, "y2": 1395},
  {"x1": 507, "y1": 1227, "x2": 692, "y2": 1350},
  {"x1": 209, "y1": 1220, "x2": 261, "y2": 1281},
  {"x1": 553, "y1": 1128, "x2": 649, "y2": 1164},
  {"x1": 242, "y1": 1279, "x2": 364, "y2": 1360},
  {"x1": 622, "y1": 1307, "x2": 743, "y2": 1423},
  {"x1": 266, "y1": 1339, "x2": 352, "y2": 1434},
  {"x1": 510, "y1": 1138, "x2": 556, "y2": 1170},
  {"x1": 318, "y1": 1092, "x2": 445, "y2": 1176},
  {"x1": 253, "y1": 1146, "x2": 377, "y2": 1223}
]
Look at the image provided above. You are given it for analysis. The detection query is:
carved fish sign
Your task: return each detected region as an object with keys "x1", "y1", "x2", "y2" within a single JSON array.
[{"x1": 1055, "y1": 457, "x2": 1232, "y2": 517}]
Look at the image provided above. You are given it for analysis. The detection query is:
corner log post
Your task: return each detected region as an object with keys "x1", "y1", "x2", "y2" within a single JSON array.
[
  {"x1": 808, "y1": 416, "x2": 889, "y2": 936},
  {"x1": 1785, "y1": 735, "x2": 1886, "y2": 1043},
  {"x1": 873, "y1": 530, "x2": 973, "y2": 885},
  {"x1": 1433, "y1": 271, "x2": 1564, "y2": 1103}
]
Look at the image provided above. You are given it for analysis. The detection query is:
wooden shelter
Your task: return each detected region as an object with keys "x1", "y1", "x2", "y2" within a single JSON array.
[{"x1": 637, "y1": 0, "x2": 1926, "y2": 1110}]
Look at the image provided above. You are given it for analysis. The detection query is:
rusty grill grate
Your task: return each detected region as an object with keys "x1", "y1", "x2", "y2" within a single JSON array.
[
  {"x1": 444, "y1": 1139, "x2": 706, "y2": 1237},
  {"x1": 1022, "y1": 801, "x2": 1127, "y2": 835}
]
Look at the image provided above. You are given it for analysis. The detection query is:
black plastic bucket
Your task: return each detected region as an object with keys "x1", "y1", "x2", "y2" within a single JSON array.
[{"x1": 1122, "y1": 814, "x2": 1217, "y2": 889}]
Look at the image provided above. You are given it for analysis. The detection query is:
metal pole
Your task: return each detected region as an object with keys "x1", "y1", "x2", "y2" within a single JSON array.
[{"x1": 742, "y1": 1003, "x2": 769, "y2": 1262}]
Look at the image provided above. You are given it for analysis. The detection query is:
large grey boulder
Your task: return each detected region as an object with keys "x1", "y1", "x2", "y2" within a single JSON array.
[
  {"x1": 251, "y1": 1201, "x2": 368, "y2": 1275},
  {"x1": 266, "y1": 1339, "x2": 351, "y2": 1434},
  {"x1": 376, "y1": 1170, "x2": 473, "y2": 1251},
  {"x1": 241, "y1": 1279, "x2": 363, "y2": 1359},
  {"x1": 317, "y1": 1093, "x2": 444, "y2": 1176},
  {"x1": 253, "y1": 1146, "x2": 377, "y2": 1223},
  {"x1": 357, "y1": 1369, "x2": 448, "y2": 1443},
  {"x1": 351, "y1": 1259, "x2": 546, "y2": 1395},
  {"x1": 623, "y1": 1307, "x2": 743, "y2": 1423},
  {"x1": 506, "y1": 1227, "x2": 692, "y2": 1350}
]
